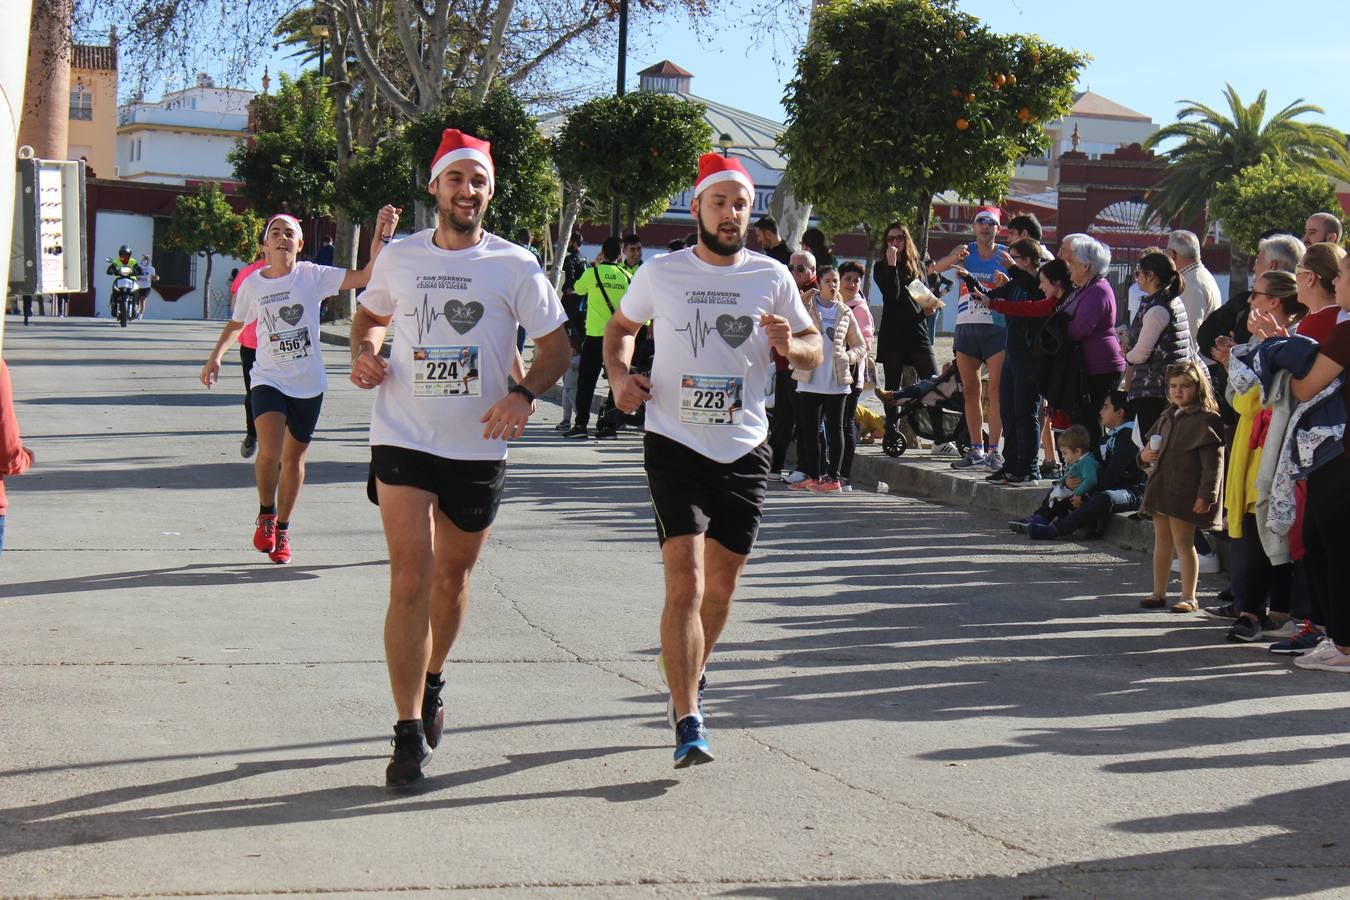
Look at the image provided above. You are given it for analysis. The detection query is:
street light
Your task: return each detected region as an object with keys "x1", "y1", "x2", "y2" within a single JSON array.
[
  {"x1": 311, "y1": 12, "x2": 330, "y2": 79},
  {"x1": 310, "y1": 10, "x2": 331, "y2": 267},
  {"x1": 718, "y1": 133, "x2": 734, "y2": 157}
]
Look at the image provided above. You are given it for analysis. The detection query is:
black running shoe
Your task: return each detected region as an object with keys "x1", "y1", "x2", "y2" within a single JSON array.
[
  {"x1": 1202, "y1": 601, "x2": 1241, "y2": 621},
  {"x1": 1227, "y1": 616, "x2": 1263, "y2": 643},
  {"x1": 422, "y1": 681, "x2": 445, "y2": 750},
  {"x1": 385, "y1": 721, "x2": 432, "y2": 791}
]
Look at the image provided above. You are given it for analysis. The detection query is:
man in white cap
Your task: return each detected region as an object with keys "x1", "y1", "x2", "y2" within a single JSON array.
[
  {"x1": 349, "y1": 128, "x2": 571, "y2": 791},
  {"x1": 604, "y1": 153, "x2": 822, "y2": 767}
]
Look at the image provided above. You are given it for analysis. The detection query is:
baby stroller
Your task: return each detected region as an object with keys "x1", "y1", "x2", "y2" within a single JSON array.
[{"x1": 874, "y1": 362, "x2": 982, "y2": 457}]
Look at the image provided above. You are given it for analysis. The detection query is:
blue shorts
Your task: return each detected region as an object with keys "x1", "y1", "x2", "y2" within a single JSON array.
[
  {"x1": 953, "y1": 323, "x2": 1006, "y2": 362},
  {"x1": 250, "y1": 385, "x2": 324, "y2": 444}
]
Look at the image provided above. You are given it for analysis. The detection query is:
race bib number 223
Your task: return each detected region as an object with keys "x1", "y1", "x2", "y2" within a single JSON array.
[{"x1": 679, "y1": 374, "x2": 743, "y2": 425}]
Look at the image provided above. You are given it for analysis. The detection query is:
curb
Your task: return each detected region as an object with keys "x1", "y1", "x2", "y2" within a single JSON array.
[{"x1": 848, "y1": 450, "x2": 1231, "y2": 566}]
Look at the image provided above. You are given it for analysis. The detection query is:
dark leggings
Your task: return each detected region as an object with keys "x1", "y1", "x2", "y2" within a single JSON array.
[
  {"x1": 796, "y1": 391, "x2": 846, "y2": 480},
  {"x1": 1238, "y1": 512, "x2": 1291, "y2": 619},
  {"x1": 841, "y1": 387, "x2": 862, "y2": 479},
  {"x1": 999, "y1": 351, "x2": 1041, "y2": 478},
  {"x1": 1303, "y1": 456, "x2": 1350, "y2": 646},
  {"x1": 768, "y1": 370, "x2": 798, "y2": 473},
  {"x1": 573, "y1": 335, "x2": 608, "y2": 428},
  {"x1": 240, "y1": 346, "x2": 257, "y2": 438},
  {"x1": 1075, "y1": 371, "x2": 1122, "y2": 452},
  {"x1": 880, "y1": 346, "x2": 938, "y2": 391}
]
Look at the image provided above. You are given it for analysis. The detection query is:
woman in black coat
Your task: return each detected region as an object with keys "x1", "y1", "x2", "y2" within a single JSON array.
[{"x1": 874, "y1": 223, "x2": 938, "y2": 389}]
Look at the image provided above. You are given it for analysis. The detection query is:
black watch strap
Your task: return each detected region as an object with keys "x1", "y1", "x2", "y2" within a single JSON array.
[{"x1": 508, "y1": 384, "x2": 536, "y2": 403}]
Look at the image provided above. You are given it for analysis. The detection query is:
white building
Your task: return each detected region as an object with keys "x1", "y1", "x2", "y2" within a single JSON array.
[
  {"x1": 116, "y1": 74, "x2": 253, "y2": 185},
  {"x1": 1010, "y1": 91, "x2": 1156, "y2": 194}
]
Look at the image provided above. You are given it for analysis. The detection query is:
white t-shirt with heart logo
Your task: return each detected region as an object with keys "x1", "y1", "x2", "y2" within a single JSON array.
[
  {"x1": 232, "y1": 261, "x2": 346, "y2": 399},
  {"x1": 619, "y1": 247, "x2": 813, "y2": 463},
  {"x1": 358, "y1": 229, "x2": 566, "y2": 461}
]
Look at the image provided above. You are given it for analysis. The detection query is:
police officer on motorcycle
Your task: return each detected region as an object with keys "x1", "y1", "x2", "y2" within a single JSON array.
[{"x1": 106, "y1": 246, "x2": 144, "y2": 319}]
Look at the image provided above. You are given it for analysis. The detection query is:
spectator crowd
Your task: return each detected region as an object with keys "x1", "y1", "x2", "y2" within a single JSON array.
[{"x1": 552, "y1": 206, "x2": 1350, "y2": 674}]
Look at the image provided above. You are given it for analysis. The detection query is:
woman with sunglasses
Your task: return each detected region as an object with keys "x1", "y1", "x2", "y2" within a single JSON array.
[{"x1": 874, "y1": 223, "x2": 938, "y2": 391}]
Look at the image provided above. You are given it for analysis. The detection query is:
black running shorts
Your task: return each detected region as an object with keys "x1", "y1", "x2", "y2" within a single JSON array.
[
  {"x1": 250, "y1": 385, "x2": 324, "y2": 444},
  {"x1": 643, "y1": 432, "x2": 771, "y2": 557},
  {"x1": 367, "y1": 444, "x2": 507, "y2": 534}
]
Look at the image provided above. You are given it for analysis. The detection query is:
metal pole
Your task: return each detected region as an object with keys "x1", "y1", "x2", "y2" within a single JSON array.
[{"x1": 609, "y1": 0, "x2": 628, "y2": 238}]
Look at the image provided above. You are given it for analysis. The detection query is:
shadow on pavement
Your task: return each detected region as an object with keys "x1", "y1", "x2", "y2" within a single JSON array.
[
  {"x1": 0, "y1": 745, "x2": 672, "y2": 857},
  {"x1": 2, "y1": 558, "x2": 388, "y2": 599}
]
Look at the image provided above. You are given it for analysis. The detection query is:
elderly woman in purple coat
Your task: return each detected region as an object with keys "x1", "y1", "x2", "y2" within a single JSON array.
[{"x1": 1058, "y1": 233, "x2": 1126, "y2": 449}]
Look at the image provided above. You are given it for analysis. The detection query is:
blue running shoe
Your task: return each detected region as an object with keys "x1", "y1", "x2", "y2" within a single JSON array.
[
  {"x1": 1269, "y1": 621, "x2": 1327, "y2": 656},
  {"x1": 673, "y1": 715, "x2": 713, "y2": 768},
  {"x1": 666, "y1": 672, "x2": 707, "y2": 730}
]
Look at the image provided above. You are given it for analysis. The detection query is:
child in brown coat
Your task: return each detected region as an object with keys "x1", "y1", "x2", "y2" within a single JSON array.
[{"x1": 1137, "y1": 360, "x2": 1225, "y2": 613}]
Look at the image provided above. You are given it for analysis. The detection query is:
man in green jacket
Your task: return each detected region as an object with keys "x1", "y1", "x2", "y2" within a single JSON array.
[{"x1": 565, "y1": 236, "x2": 632, "y2": 438}]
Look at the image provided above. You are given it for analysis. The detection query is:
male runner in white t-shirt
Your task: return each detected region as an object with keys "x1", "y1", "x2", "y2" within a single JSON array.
[
  {"x1": 604, "y1": 154, "x2": 822, "y2": 767},
  {"x1": 201, "y1": 207, "x2": 399, "y2": 563},
  {"x1": 348, "y1": 129, "x2": 571, "y2": 791}
]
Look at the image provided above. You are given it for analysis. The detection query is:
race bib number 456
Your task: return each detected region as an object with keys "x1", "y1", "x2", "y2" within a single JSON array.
[
  {"x1": 271, "y1": 327, "x2": 312, "y2": 363},
  {"x1": 679, "y1": 374, "x2": 743, "y2": 425},
  {"x1": 412, "y1": 345, "x2": 480, "y2": 397}
]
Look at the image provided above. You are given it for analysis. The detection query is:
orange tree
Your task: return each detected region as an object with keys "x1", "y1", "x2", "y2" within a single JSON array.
[
  {"x1": 162, "y1": 183, "x2": 263, "y2": 320},
  {"x1": 780, "y1": 0, "x2": 1084, "y2": 258}
]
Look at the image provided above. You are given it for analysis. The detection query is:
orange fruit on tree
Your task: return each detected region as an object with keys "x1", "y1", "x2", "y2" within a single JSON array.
[
  {"x1": 956, "y1": 118, "x2": 970, "y2": 131},
  {"x1": 1006, "y1": 73, "x2": 1017, "y2": 86},
  {"x1": 994, "y1": 74, "x2": 1007, "y2": 87},
  {"x1": 955, "y1": 29, "x2": 966, "y2": 41},
  {"x1": 965, "y1": 93, "x2": 976, "y2": 103}
]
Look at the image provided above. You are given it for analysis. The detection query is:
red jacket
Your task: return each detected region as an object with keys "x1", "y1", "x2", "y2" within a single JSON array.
[{"x1": 1, "y1": 359, "x2": 33, "y2": 515}]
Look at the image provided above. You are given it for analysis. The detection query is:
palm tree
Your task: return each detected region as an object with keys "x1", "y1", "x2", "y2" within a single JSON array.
[{"x1": 1143, "y1": 85, "x2": 1350, "y2": 298}]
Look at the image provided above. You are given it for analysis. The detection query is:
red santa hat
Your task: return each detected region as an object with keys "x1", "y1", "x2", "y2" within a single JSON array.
[
  {"x1": 974, "y1": 206, "x2": 1002, "y2": 225},
  {"x1": 429, "y1": 128, "x2": 494, "y2": 188},
  {"x1": 693, "y1": 153, "x2": 755, "y2": 199}
]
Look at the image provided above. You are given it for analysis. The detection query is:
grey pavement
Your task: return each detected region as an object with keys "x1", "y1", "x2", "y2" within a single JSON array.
[{"x1": 2, "y1": 316, "x2": 1349, "y2": 898}]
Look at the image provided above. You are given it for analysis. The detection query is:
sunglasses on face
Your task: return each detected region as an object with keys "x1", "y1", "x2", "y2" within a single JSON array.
[
  {"x1": 886, "y1": 235, "x2": 905, "y2": 243},
  {"x1": 790, "y1": 264, "x2": 812, "y2": 273},
  {"x1": 975, "y1": 218, "x2": 997, "y2": 226}
]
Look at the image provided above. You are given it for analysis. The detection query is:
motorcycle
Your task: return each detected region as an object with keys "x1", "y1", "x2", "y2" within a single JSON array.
[{"x1": 107, "y1": 260, "x2": 137, "y2": 327}]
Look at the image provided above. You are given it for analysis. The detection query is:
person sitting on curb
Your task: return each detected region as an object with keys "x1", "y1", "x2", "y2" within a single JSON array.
[
  {"x1": 1008, "y1": 424, "x2": 1099, "y2": 537},
  {"x1": 1010, "y1": 391, "x2": 1144, "y2": 540}
]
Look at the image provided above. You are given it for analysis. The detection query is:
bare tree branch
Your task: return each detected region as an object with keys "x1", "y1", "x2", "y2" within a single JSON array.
[
  {"x1": 469, "y1": 0, "x2": 516, "y2": 103},
  {"x1": 335, "y1": 0, "x2": 418, "y2": 117},
  {"x1": 505, "y1": 13, "x2": 601, "y2": 87}
]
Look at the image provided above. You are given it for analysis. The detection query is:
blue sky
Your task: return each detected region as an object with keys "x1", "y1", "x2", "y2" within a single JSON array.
[{"x1": 237, "y1": 0, "x2": 1347, "y2": 133}]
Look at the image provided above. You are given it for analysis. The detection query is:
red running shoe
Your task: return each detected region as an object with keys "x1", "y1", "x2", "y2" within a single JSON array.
[
  {"x1": 253, "y1": 514, "x2": 277, "y2": 553},
  {"x1": 269, "y1": 529, "x2": 291, "y2": 564}
]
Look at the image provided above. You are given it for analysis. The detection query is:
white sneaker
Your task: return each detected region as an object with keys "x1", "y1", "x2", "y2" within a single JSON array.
[
  {"x1": 932, "y1": 442, "x2": 958, "y2": 457},
  {"x1": 1171, "y1": 551, "x2": 1221, "y2": 574},
  {"x1": 1294, "y1": 641, "x2": 1350, "y2": 672},
  {"x1": 786, "y1": 470, "x2": 807, "y2": 484}
]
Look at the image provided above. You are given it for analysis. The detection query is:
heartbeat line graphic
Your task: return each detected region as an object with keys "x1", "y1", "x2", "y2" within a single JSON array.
[
  {"x1": 673, "y1": 307, "x2": 717, "y2": 358},
  {"x1": 404, "y1": 293, "x2": 443, "y2": 344},
  {"x1": 259, "y1": 306, "x2": 292, "y2": 332}
]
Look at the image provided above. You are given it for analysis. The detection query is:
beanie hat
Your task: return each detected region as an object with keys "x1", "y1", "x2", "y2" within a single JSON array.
[
  {"x1": 430, "y1": 128, "x2": 494, "y2": 188},
  {"x1": 693, "y1": 153, "x2": 754, "y2": 198}
]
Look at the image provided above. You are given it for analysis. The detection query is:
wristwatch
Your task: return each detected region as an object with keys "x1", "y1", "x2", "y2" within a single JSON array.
[{"x1": 508, "y1": 384, "x2": 536, "y2": 404}]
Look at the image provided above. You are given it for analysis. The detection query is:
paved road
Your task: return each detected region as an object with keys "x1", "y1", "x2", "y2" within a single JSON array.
[{"x1": 2, "y1": 317, "x2": 1348, "y2": 899}]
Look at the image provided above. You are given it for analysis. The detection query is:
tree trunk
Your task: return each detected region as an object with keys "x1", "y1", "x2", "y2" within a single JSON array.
[
  {"x1": 201, "y1": 252, "x2": 214, "y2": 320},
  {"x1": 415, "y1": 170, "x2": 433, "y2": 230},
  {"x1": 469, "y1": 0, "x2": 516, "y2": 104},
  {"x1": 770, "y1": 170, "x2": 812, "y2": 252},
  {"x1": 625, "y1": 197, "x2": 636, "y2": 236},
  {"x1": 1229, "y1": 248, "x2": 1249, "y2": 301},
  {"x1": 334, "y1": 215, "x2": 359, "y2": 319},
  {"x1": 550, "y1": 183, "x2": 583, "y2": 292}
]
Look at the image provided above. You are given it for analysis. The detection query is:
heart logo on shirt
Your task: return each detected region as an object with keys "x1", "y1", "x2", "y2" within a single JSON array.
[
  {"x1": 715, "y1": 314, "x2": 754, "y2": 348},
  {"x1": 278, "y1": 304, "x2": 303, "y2": 326},
  {"x1": 444, "y1": 300, "x2": 484, "y2": 335}
]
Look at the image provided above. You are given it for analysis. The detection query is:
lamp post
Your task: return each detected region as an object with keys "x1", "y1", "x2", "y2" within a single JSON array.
[
  {"x1": 718, "y1": 132, "x2": 734, "y2": 158},
  {"x1": 610, "y1": 0, "x2": 628, "y2": 238},
  {"x1": 309, "y1": 11, "x2": 330, "y2": 262}
]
